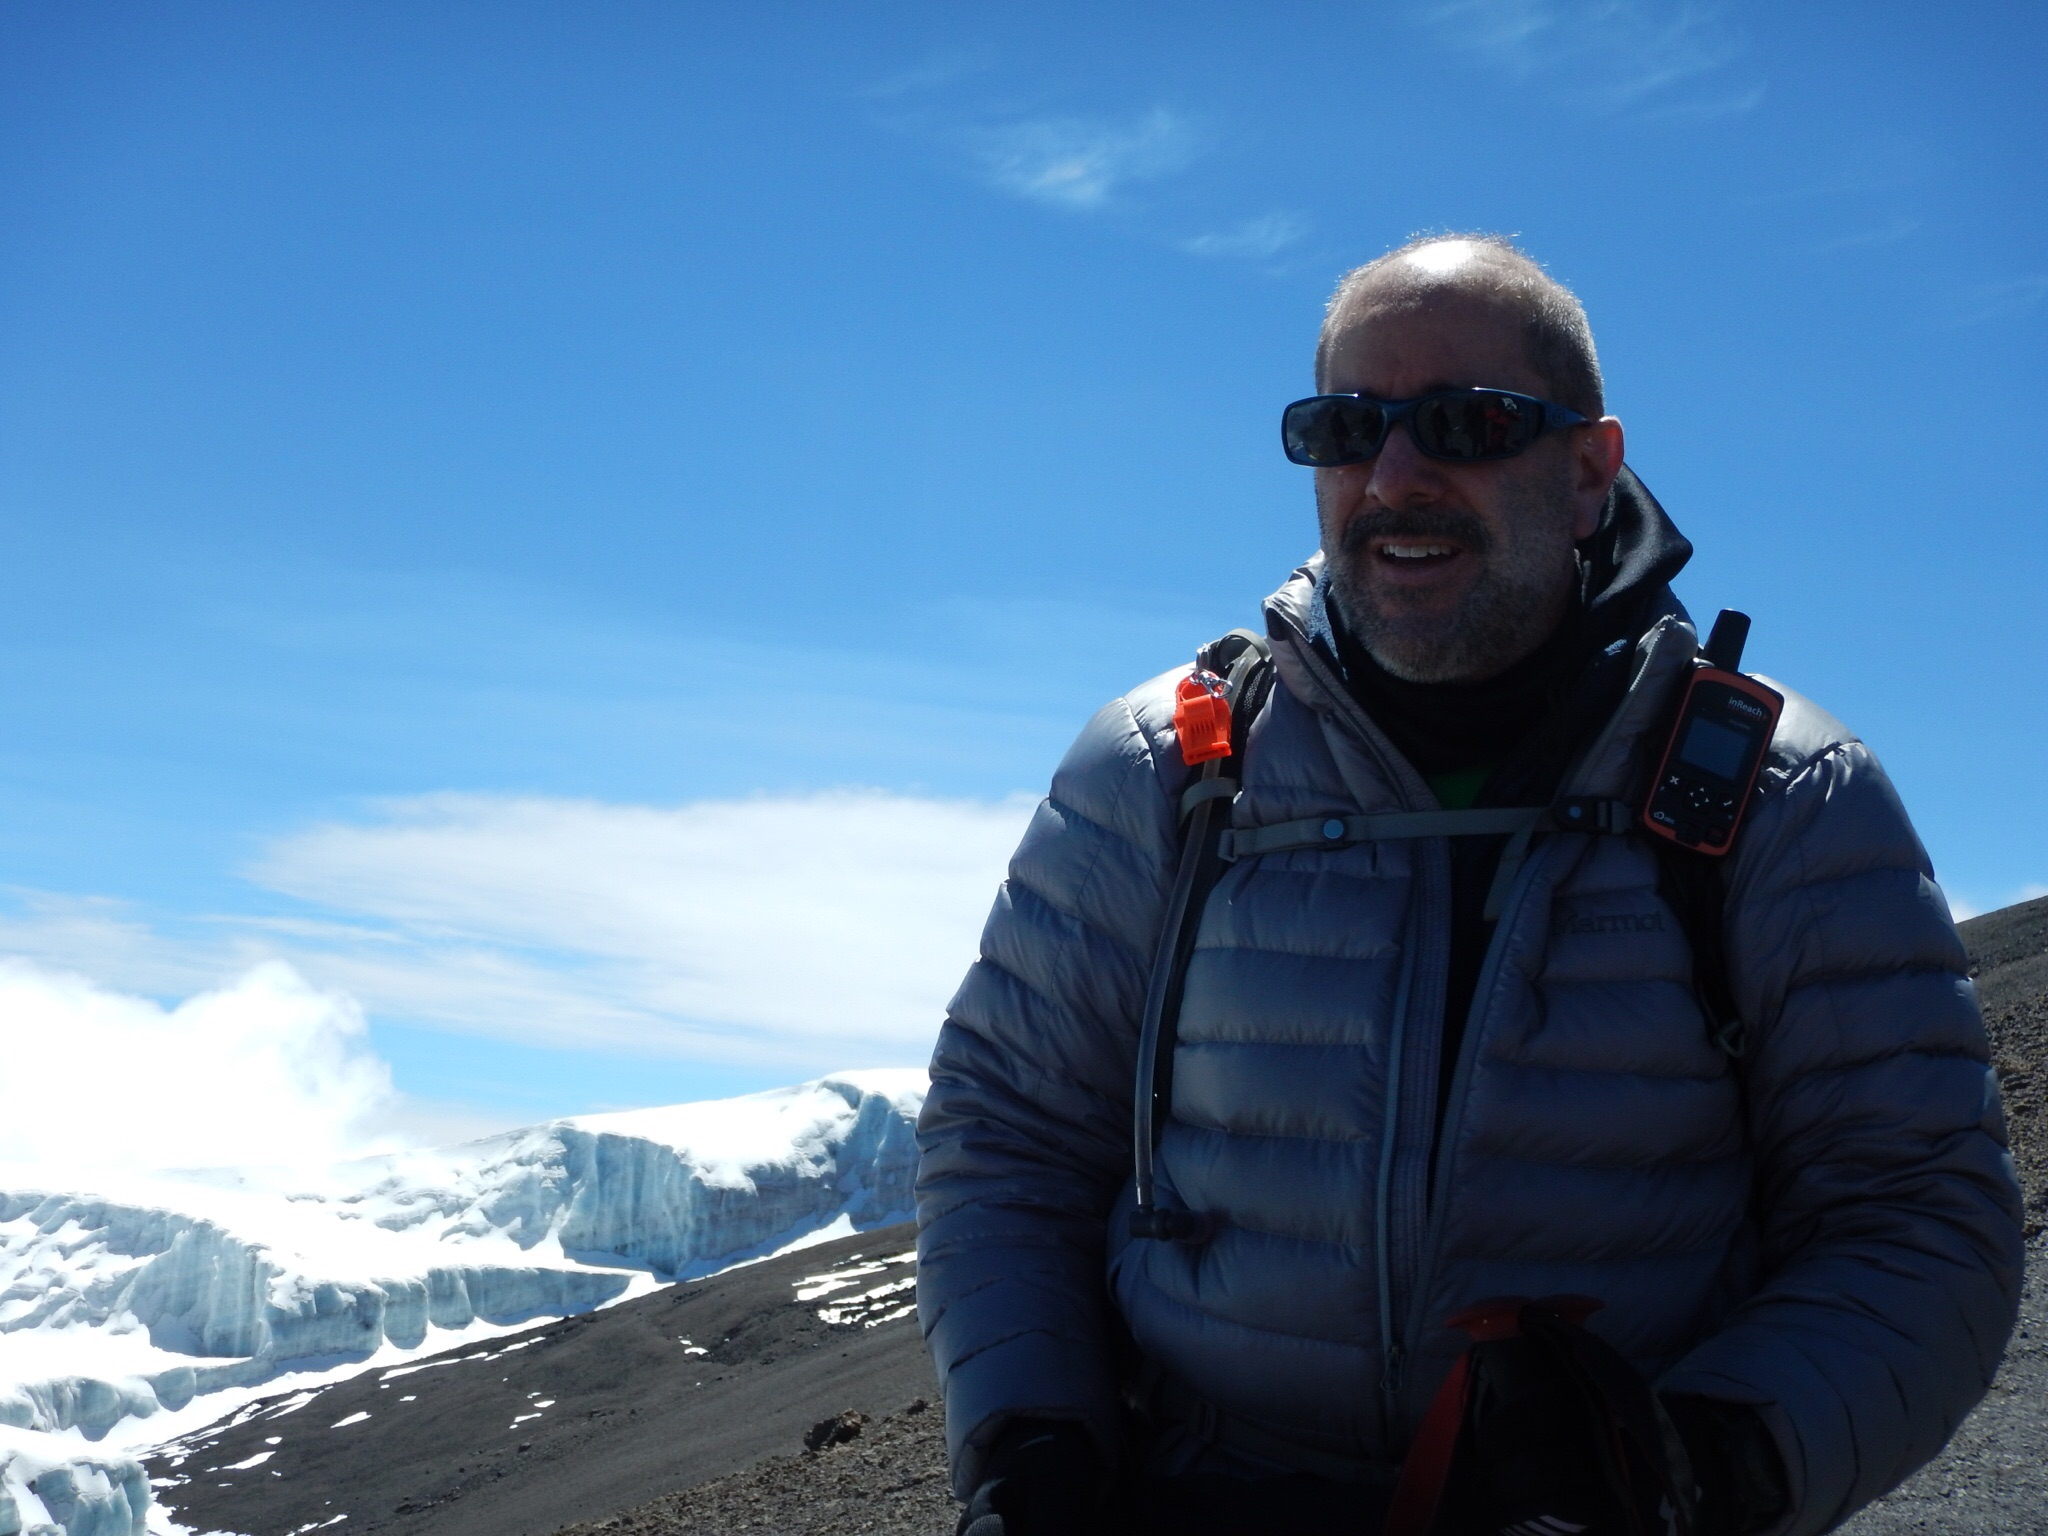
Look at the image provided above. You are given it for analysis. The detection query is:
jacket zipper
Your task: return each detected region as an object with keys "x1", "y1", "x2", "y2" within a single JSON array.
[
  {"x1": 1401, "y1": 826, "x2": 1604, "y2": 1383},
  {"x1": 1399, "y1": 621, "x2": 1692, "y2": 1354},
  {"x1": 1272, "y1": 619, "x2": 1451, "y2": 1445},
  {"x1": 1375, "y1": 912, "x2": 1419, "y2": 1430}
]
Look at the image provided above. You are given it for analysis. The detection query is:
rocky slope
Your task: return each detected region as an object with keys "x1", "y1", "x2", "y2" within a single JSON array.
[
  {"x1": 1966, "y1": 894, "x2": 2048, "y2": 1228},
  {"x1": 143, "y1": 1223, "x2": 936, "y2": 1536}
]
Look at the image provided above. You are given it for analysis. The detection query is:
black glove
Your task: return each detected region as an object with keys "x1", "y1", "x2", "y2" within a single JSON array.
[
  {"x1": 956, "y1": 1418, "x2": 1105, "y2": 1536},
  {"x1": 1445, "y1": 1333, "x2": 1615, "y2": 1535},
  {"x1": 1661, "y1": 1396, "x2": 1788, "y2": 1536}
]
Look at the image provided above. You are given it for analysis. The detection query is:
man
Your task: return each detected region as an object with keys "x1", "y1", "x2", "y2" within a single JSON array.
[{"x1": 915, "y1": 235, "x2": 2022, "y2": 1536}]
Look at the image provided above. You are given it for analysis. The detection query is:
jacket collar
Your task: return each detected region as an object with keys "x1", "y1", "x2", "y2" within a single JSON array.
[{"x1": 1260, "y1": 466, "x2": 1701, "y2": 801}]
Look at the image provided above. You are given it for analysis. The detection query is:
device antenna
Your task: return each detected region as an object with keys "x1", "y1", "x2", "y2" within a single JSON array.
[{"x1": 1704, "y1": 609, "x2": 1751, "y2": 672}]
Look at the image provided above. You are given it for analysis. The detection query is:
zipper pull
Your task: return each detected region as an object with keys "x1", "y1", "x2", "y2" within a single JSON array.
[{"x1": 1380, "y1": 1340, "x2": 1406, "y2": 1397}]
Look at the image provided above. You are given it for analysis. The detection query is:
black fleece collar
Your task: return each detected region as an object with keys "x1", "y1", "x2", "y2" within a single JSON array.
[{"x1": 1316, "y1": 466, "x2": 1693, "y2": 782}]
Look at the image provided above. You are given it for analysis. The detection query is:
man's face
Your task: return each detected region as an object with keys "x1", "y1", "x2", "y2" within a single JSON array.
[{"x1": 1314, "y1": 286, "x2": 1621, "y2": 684}]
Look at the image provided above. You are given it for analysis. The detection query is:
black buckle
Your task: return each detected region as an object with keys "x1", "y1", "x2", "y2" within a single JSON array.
[{"x1": 1553, "y1": 796, "x2": 1632, "y2": 835}]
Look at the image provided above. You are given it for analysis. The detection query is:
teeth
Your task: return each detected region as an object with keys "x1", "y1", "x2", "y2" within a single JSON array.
[{"x1": 1381, "y1": 543, "x2": 1455, "y2": 559}]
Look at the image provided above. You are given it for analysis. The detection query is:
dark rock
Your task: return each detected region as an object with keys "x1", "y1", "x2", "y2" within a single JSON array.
[{"x1": 802, "y1": 1410, "x2": 866, "y2": 1453}]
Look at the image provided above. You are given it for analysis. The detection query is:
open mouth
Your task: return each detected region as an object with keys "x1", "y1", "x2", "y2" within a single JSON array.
[{"x1": 1374, "y1": 540, "x2": 1463, "y2": 569}]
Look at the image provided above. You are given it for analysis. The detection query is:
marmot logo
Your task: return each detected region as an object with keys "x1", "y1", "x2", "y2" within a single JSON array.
[{"x1": 1554, "y1": 910, "x2": 1667, "y2": 935}]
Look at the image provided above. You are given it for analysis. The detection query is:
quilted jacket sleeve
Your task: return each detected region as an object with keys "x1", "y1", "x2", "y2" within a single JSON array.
[
  {"x1": 1658, "y1": 698, "x2": 2025, "y2": 1535},
  {"x1": 915, "y1": 683, "x2": 1183, "y2": 1497}
]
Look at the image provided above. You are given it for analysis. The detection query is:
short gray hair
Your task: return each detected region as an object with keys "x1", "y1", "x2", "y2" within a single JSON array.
[{"x1": 1315, "y1": 233, "x2": 1605, "y2": 417}]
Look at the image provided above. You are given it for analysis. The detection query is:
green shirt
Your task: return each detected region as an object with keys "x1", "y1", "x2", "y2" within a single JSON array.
[{"x1": 1426, "y1": 763, "x2": 1494, "y2": 811}]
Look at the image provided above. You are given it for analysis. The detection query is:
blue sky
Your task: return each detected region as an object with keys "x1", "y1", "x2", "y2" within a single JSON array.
[{"x1": 2, "y1": 1, "x2": 2044, "y2": 1147}]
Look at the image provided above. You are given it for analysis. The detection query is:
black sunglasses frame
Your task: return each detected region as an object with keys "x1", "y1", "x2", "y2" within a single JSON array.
[{"x1": 1281, "y1": 387, "x2": 1591, "y2": 467}]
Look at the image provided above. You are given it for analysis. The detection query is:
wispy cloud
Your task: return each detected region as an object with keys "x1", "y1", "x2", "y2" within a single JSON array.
[
  {"x1": 1945, "y1": 273, "x2": 2048, "y2": 328},
  {"x1": 862, "y1": 53, "x2": 980, "y2": 101},
  {"x1": 1631, "y1": 82, "x2": 1765, "y2": 122},
  {"x1": 970, "y1": 108, "x2": 1199, "y2": 209},
  {"x1": 0, "y1": 789, "x2": 1036, "y2": 1153},
  {"x1": 0, "y1": 790, "x2": 1038, "y2": 1084},
  {"x1": 1181, "y1": 213, "x2": 1310, "y2": 261},
  {"x1": 1810, "y1": 213, "x2": 1922, "y2": 254},
  {"x1": 1415, "y1": 0, "x2": 1756, "y2": 116}
]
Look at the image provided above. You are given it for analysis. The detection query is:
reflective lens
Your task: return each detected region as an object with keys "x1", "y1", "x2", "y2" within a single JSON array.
[
  {"x1": 1411, "y1": 390, "x2": 1542, "y2": 459},
  {"x1": 1282, "y1": 396, "x2": 1389, "y2": 466},
  {"x1": 1281, "y1": 389, "x2": 1571, "y2": 467}
]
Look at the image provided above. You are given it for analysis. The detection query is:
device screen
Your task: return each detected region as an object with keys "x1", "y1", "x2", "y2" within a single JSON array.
[{"x1": 1677, "y1": 715, "x2": 1754, "y2": 782}]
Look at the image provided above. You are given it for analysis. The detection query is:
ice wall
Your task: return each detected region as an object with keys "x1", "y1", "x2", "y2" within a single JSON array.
[
  {"x1": 0, "y1": 1437, "x2": 148, "y2": 1536},
  {"x1": 0, "y1": 1070, "x2": 926, "y2": 1534}
]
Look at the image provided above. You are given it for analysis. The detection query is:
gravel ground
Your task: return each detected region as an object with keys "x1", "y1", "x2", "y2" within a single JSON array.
[
  {"x1": 554, "y1": 1402, "x2": 954, "y2": 1536},
  {"x1": 1969, "y1": 895, "x2": 2048, "y2": 1236}
]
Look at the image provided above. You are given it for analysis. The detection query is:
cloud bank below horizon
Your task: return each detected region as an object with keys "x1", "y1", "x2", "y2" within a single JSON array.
[{"x1": 0, "y1": 958, "x2": 399, "y2": 1173}]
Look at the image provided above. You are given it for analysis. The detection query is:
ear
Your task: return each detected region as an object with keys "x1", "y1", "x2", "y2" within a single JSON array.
[{"x1": 1570, "y1": 417, "x2": 1626, "y2": 541}]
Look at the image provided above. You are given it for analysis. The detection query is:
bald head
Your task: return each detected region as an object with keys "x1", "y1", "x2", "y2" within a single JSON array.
[{"x1": 1315, "y1": 235, "x2": 1604, "y2": 417}]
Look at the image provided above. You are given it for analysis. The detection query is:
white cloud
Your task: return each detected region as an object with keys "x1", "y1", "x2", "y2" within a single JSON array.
[
  {"x1": 0, "y1": 959, "x2": 399, "y2": 1174},
  {"x1": 0, "y1": 890, "x2": 230, "y2": 998},
  {"x1": 1181, "y1": 213, "x2": 1310, "y2": 261},
  {"x1": 1415, "y1": 0, "x2": 1754, "y2": 115},
  {"x1": 1943, "y1": 881, "x2": 2048, "y2": 923},
  {"x1": 1946, "y1": 274, "x2": 2048, "y2": 328},
  {"x1": 972, "y1": 108, "x2": 1197, "y2": 209},
  {"x1": 1811, "y1": 214, "x2": 1922, "y2": 254},
  {"x1": 863, "y1": 53, "x2": 979, "y2": 100},
  {"x1": 0, "y1": 791, "x2": 1038, "y2": 1127},
  {"x1": 243, "y1": 789, "x2": 1037, "y2": 1067}
]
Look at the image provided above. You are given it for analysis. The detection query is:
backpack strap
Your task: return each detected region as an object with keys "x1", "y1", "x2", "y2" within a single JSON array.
[
  {"x1": 1128, "y1": 626, "x2": 1751, "y2": 1243},
  {"x1": 1655, "y1": 841, "x2": 1742, "y2": 1056},
  {"x1": 1129, "y1": 631, "x2": 1272, "y2": 1243}
]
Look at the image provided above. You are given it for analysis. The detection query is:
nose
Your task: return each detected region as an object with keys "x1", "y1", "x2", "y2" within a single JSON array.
[{"x1": 1358, "y1": 418, "x2": 1447, "y2": 510}]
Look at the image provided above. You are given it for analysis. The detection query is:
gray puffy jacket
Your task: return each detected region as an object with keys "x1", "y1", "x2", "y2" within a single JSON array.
[{"x1": 916, "y1": 560, "x2": 2022, "y2": 1535}]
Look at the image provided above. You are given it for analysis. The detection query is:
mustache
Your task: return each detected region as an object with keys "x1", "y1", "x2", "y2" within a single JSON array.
[{"x1": 1337, "y1": 508, "x2": 1492, "y2": 557}]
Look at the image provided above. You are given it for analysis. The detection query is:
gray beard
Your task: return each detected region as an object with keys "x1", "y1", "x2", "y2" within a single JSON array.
[{"x1": 1322, "y1": 491, "x2": 1580, "y2": 685}]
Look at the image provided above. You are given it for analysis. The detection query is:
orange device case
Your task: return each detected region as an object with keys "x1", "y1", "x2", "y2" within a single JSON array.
[{"x1": 1638, "y1": 666, "x2": 1784, "y2": 854}]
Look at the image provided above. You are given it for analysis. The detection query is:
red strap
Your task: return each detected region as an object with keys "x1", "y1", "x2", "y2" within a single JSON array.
[
  {"x1": 1380, "y1": 1298, "x2": 1542, "y2": 1536},
  {"x1": 1377, "y1": 1297, "x2": 1612, "y2": 1535},
  {"x1": 1379, "y1": 1355, "x2": 1471, "y2": 1536}
]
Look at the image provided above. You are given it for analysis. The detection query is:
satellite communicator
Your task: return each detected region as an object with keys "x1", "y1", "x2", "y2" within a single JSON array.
[{"x1": 1640, "y1": 610, "x2": 1784, "y2": 856}]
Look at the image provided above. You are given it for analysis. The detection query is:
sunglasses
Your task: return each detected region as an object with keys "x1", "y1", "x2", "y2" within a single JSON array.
[{"x1": 1281, "y1": 387, "x2": 1589, "y2": 467}]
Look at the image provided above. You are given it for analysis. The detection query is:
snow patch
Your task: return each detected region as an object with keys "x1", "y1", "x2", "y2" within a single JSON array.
[{"x1": 796, "y1": 1249, "x2": 920, "y2": 1329}]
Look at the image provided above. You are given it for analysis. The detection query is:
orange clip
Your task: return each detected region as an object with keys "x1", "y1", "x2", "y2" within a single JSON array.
[{"x1": 1174, "y1": 671, "x2": 1233, "y2": 765}]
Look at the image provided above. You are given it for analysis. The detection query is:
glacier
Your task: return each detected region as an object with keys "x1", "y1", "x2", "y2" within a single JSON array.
[{"x1": 0, "y1": 1069, "x2": 926, "y2": 1536}]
